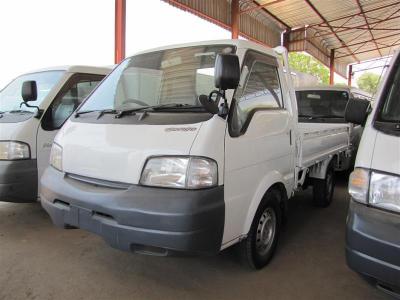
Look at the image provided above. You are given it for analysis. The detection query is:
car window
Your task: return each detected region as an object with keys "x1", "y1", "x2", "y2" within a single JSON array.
[
  {"x1": 42, "y1": 74, "x2": 104, "y2": 130},
  {"x1": 230, "y1": 52, "x2": 283, "y2": 136}
]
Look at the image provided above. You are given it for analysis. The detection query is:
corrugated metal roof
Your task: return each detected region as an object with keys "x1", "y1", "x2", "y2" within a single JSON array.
[{"x1": 163, "y1": 0, "x2": 400, "y2": 77}]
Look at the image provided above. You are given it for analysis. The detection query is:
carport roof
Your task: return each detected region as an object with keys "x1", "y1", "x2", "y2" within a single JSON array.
[{"x1": 163, "y1": 0, "x2": 400, "y2": 77}]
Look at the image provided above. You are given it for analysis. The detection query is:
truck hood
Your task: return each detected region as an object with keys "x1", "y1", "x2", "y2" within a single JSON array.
[
  {"x1": 57, "y1": 121, "x2": 202, "y2": 184},
  {"x1": 370, "y1": 131, "x2": 400, "y2": 176}
]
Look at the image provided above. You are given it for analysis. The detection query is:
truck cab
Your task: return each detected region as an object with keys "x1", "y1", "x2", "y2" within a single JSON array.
[
  {"x1": 0, "y1": 66, "x2": 110, "y2": 202},
  {"x1": 40, "y1": 40, "x2": 352, "y2": 269},
  {"x1": 346, "y1": 50, "x2": 400, "y2": 292}
]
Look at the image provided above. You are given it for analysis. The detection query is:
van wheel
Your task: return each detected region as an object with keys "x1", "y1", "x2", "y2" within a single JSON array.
[
  {"x1": 239, "y1": 189, "x2": 282, "y2": 270},
  {"x1": 313, "y1": 163, "x2": 335, "y2": 208}
]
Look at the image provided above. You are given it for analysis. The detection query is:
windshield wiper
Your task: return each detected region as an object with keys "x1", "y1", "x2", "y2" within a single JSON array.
[
  {"x1": 115, "y1": 103, "x2": 200, "y2": 119},
  {"x1": 75, "y1": 109, "x2": 118, "y2": 118},
  {"x1": 8, "y1": 110, "x2": 32, "y2": 114},
  {"x1": 299, "y1": 114, "x2": 342, "y2": 119}
]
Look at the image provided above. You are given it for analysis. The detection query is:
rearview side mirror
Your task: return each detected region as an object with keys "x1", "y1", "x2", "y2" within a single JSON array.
[
  {"x1": 214, "y1": 53, "x2": 240, "y2": 90},
  {"x1": 345, "y1": 98, "x2": 370, "y2": 125},
  {"x1": 21, "y1": 81, "x2": 38, "y2": 102}
]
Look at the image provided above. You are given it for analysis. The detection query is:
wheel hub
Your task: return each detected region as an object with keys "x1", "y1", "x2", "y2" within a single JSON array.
[{"x1": 255, "y1": 207, "x2": 276, "y2": 256}]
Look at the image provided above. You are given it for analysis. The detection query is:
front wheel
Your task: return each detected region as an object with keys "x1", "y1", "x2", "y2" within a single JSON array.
[
  {"x1": 239, "y1": 189, "x2": 282, "y2": 270},
  {"x1": 312, "y1": 162, "x2": 335, "y2": 208}
]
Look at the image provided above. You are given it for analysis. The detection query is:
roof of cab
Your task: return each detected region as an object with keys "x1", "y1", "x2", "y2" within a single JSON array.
[
  {"x1": 131, "y1": 39, "x2": 278, "y2": 58},
  {"x1": 25, "y1": 65, "x2": 113, "y2": 76}
]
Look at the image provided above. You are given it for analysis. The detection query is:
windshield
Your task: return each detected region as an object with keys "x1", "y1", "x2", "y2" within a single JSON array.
[
  {"x1": 296, "y1": 90, "x2": 349, "y2": 118},
  {"x1": 0, "y1": 71, "x2": 64, "y2": 113},
  {"x1": 377, "y1": 60, "x2": 400, "y2": 123},
  {"x1": 78, "y1": 45, "x2": 235, "y2": 112}
]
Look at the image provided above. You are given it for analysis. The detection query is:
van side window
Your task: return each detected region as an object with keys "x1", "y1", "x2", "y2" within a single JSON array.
[
  {"x1": 230, "y1": 52, "x2": 283, "y2": 136},
  {"x1": 42, "y1": 74, "x2": 104, "y2": 130}
]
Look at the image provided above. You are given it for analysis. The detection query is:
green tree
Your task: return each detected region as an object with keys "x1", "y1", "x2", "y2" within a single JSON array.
[
  {"x1": 288, "y1": 52, "x2": 330, "y2": 84},
  {"x1": 357, "y1": 72, "x2": 381, "y2": 94}
]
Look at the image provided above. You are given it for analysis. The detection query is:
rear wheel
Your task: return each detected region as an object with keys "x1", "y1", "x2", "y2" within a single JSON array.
[
  {"x1": 239, "y1": 189, "x2": 282, "y2": 269},
  {"x1": 312, "y1": 162, "x2": 335, "y2": 207}
]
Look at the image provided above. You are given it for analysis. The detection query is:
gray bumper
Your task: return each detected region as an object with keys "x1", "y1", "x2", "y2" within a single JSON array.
[
  {"x1": 0, "y1": 159, "x2": 37, "y2": 203},
  {"x1": 346, "y1": 199, "x2": 400, "y2": 288},
  {"x1": 40, "y1": 167, "x2": 225, "y2": 255}
]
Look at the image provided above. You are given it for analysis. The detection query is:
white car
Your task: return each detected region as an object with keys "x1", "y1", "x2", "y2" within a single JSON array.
[
  {"x1": 40, "y1": 40, "x2": 352, "y2": 269},
  {"x1": 346, "y1": 50, "x2": 400, "y2": 291},
  {"x1": 0, "y1": 66, "x2": 111, "y2": 202}
]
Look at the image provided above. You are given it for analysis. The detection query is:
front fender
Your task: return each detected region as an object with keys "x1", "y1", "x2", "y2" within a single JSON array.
[{"x1": 242, "y1": 170, "x2": 287, "y2": 236}]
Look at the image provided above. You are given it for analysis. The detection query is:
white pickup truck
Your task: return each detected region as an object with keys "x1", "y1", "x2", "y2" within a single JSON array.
[
  {"x1": 40, "y1": 40, "x2": 351, "y2": 269},
  {"x1": 0, "y1": 66, "x2": 110, "y2": 203}
]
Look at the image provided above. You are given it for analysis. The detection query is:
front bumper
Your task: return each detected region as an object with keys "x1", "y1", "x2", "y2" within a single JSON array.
[
  {"x1": 0, "y1": 159, "x2": 37, "y2": 202},
  {"x1": 346, "y1": 199, "x2": 400, "y2": 288},
  {"x1": 40, "y1": 167, "x2": 225, "y2": 255}
]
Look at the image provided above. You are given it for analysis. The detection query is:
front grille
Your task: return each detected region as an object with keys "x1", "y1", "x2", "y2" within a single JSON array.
[{"x1": 66, "y1": 173, "x2": 130, "y2": 190}]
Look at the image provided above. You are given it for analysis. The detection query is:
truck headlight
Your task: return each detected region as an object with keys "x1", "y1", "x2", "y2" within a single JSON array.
[
  {"x1": 49, "y1": 143, "x2": 63, "y2": 171},
  {"x1": 349, "y1": 168, "x2": 400, "y2": 213},
  {"x1": 369, "y1": 172, "x2": 400, "y2": 213},
  {"x1": 140, "y1": 156, "x2": 218, "y2": 189},
  {"x1": 0, "y1": 141, "x2": 30, "y2": 160}
]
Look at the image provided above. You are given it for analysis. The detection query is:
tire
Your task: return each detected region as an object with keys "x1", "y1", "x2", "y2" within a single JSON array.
[
  {"x1": 239, "y1": 189, "x2": 282, "y2": 270},
  {"x1": 312, "y1": 162, "x2": 335, "y2": 208}
]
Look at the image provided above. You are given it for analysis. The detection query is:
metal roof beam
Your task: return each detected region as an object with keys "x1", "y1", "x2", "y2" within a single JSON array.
[
  {"x1": 251, "y1": 0, "x2": 290, "y2": 28},
  {"x1": 336, "y1": 41, "x2": 400, "y2": 58},
  {"x1": 240, "y1": 0, "x2": 284, "y2": 15},
  {"x1": 303, "y1": 0, "x2": 359, "y2": 62},
  {"x1": 310, "y1": 1, "x2": 400, "y2": 27}
]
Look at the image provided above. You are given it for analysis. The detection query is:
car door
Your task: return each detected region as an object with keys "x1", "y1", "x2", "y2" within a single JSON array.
[
  {"x1": 36, "y1": 73, "x2": 105, "y2": 189},
  {"x1": 223, "y1": 51, "x2": 294, "y2": 244}
]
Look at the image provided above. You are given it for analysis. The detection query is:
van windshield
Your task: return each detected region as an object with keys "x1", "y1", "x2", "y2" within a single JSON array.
[
  {"x1": 377, "y1": 62, "x2": 400, "y2": 123},
  {"x1": 78, "y1": 45, "x2": 235, "y2": 112},
  {"x1": 0, "y1": 71, "x2": 65, "y2": 113},
  {"x1": 296, "y1": 90, "x2": 349, "y2": 119}
]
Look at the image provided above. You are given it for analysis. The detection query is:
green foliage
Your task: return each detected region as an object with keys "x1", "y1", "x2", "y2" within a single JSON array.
[
  {"x1": 357, "y1": 72, "x2": 381, "y2": 94},
  {"x1": 288, "y1": 52, "x2": 330, "y2": 84}
]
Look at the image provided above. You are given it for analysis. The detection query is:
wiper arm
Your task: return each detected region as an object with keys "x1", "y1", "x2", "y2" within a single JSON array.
[
  {"x1": 115, "y1": 103, "x2": 196, "y2": 118},
  {"x1": 299, "y1": 114, "x2": 341, "y2": 119},
  {"x1": 75, "y1": 109, "x2": 118, "y2": 118},
  {"x1": 8, "y1": 110, "x2": 32, "y2": 114}
]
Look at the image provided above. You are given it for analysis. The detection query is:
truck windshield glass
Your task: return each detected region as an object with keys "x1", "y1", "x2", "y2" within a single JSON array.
[
  {"x1": 377, "y1": 62, "x2": 400, "y2": 123},
  {"x1": 78, "y1": 45, "x2": 235, "y2": 112},
  {"x1": 296, "y1": 90, "x2": 349, "y2": 118},
  {"x1": 0, "y1": 71, "x2": 65, "y2": 113}
]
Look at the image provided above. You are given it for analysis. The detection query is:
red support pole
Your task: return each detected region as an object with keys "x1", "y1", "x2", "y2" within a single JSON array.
[
  {"x1": 329, "y1": 49, "x2": 335, "y2": 85},
  {"x1": 115, "y1": 0, "x2": 126, "y2": 64},
  {"x1": 348, "y1": 65, "x2": 353, "y2": 87},
  {"x1": 231, "y1": 0, "x2": 239, "y2": 39}
]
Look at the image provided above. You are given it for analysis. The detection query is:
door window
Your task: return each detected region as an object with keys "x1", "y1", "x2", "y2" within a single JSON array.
[
  {"x1": 41, "y1": 74, "x2": 104, "y2": 130},
  {"x1": 230, "y1": 51, "x2": 283, "y2": 136}
]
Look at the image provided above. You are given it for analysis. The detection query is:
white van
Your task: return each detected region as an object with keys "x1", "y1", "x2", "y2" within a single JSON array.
[
  {"x1": 41, "y1": 40, "x2": 352, "y2": 269},
  {"x1": 296, "y1": 86, "x2": 371, "y2": 169},
  {"x1": 0, "y1": 66, "x2": 110, "y2": 202},
  {"x1": 346, "y1": 51, "x2": 400, "y2": 291}
]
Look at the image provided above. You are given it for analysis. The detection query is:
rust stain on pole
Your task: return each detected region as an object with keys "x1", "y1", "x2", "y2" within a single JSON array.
[
  {"x1": 231, "y1": 0, "x2": 239, "y2": 39},
  {"x1": 115, "y1": 0, "x2": 126, "y2": 64}
]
